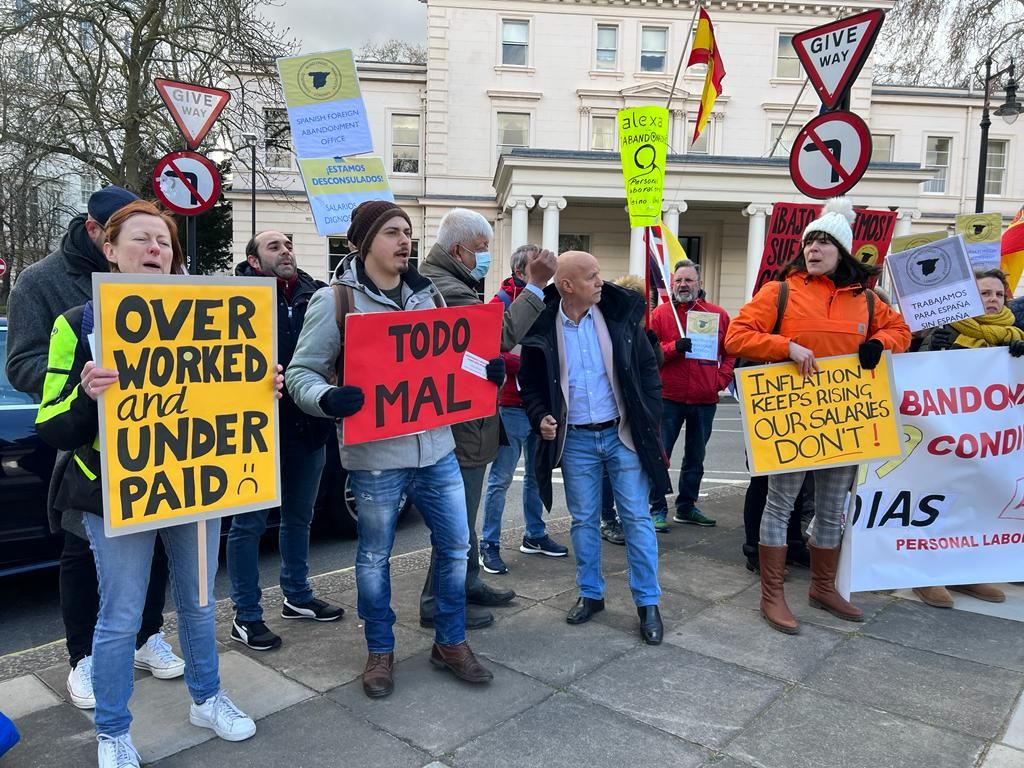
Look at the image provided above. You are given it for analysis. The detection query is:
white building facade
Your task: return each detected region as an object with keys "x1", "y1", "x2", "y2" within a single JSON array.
[{"x1": 226, "y1": 0, "x2": 1022, "y2": 315}]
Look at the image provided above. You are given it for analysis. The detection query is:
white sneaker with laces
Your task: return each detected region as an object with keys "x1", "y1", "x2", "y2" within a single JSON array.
[
  {"x1": 97, "y1": 733, "x2": 140, "y2": 768},
  {"x1": 134, "y1": 631, "x2": 185, "y2": 679},
  {"x1": 67, "y1": 655, "x2": 95, "y2": 709},
  {"x1": 189, "y1": 690, "x2": 256, "y2": 742}
]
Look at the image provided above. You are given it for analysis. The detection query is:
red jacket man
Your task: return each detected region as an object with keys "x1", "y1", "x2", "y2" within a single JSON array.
[{"x1": 648, "y1": 259, "x2": 736, "y2": 530}]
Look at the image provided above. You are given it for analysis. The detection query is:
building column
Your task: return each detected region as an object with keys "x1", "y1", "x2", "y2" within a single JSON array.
[
  {"x1": 894, "y1": 207, "x2": 921, "y2": 238},
  {"x1": 539, "y1": 196, "x2": 566, "y2": 253},
  {"x1": 629, "y1": 226, "x2": 646, "y2": 277},
  {"x1": 742, "y1": 203, "x2": 772, "y2": 301},
  {"x1": 506, "y1": 197, "x2": 535, "y2": 250},
  {"x1": 662, "y1": 201, "x2": 687, "y2": 237}
]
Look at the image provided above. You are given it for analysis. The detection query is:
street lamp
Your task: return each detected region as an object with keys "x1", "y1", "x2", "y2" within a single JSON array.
[
  {"x1": 241, "y1": 132, "x2": 258, "y2": 239},
  {"x1": 976, "y1": 57, "x2": 1022, "y2": 212}
]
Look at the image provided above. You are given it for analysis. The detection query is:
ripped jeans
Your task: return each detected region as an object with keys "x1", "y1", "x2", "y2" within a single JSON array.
[{"x1": 348, "y1": 451, "x2": 469, "y2": 653}]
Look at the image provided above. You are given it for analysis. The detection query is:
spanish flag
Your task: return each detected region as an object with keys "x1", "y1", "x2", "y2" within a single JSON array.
[
  {"x1": 687, "y1": 8, "x2": 725, "y2": 146},
  {"x1": 1002, "y1": 206, "x2": 1024, "y2": 296}
]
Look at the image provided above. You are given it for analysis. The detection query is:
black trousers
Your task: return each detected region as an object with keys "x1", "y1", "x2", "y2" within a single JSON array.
[
  {"x1": 742, "y1": 474, "x2": 814, "y2": 548},
  {"x1": 61, "y1": 530, "x2": 169, "y2": 667}
]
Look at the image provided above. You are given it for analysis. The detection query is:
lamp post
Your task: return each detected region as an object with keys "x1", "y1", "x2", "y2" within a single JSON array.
[
  {"x1": 241, "y1": 132, "x2": 258, "y2": 239},
  {"x1": 976, "y1": 56, "x2": 1022, "y2": 213}
]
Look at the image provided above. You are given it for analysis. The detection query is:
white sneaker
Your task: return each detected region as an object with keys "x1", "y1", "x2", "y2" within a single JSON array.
[
  {"x1": 134, "y1": 632, "x2": 185, "y2": 679},
  {"x1": 67, "y1": 655, "x2": 95, "y2": 709},
  {"x1": 97, "y1": 733, "x2": 140, "y2": 768},
  {"x1": 189, "y1": 690, "x2": 256, "y2": 742}
]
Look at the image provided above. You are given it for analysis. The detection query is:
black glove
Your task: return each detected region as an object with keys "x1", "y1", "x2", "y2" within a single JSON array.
[
  {"x1": 858, "y1": 339, "x2": 884, "y2": 370},
  {"x1": 645, "y1": 329, "x2": 660, "y2": 350},
  {"x1": 675, "y1": 337, "x2": 693, "y2": 354},
  {"x1": 929, "y1": 326, "x2": 956, "y2": 351},
  {"x1": 319, "y1": 385, "x2": 365, "y2": 418},
  {"x1": 486, "y1": 356, "x2": 506, "y2": 386},
  {"x1": 1010, "y1": 340, "x2": 1024, "y2": 357}
]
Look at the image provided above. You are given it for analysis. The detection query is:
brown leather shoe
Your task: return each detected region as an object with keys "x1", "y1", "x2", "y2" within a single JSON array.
[
  {"x1": 808, "y1": 543, "x2": 863, "y2": 622},
  {"x1": 362, "y1": 652, "x2": 394, "y2": 698},
  {"x1": 949, "y1": 583, "x2": 1006, "y2": 603},
  {"x1": 429, "y1": 642, "x2": 493, "y2": 683},
  {"x1": 758, "y1": 544, "x2": 799, "y2": 634},
  {"x1": 912, "y1": 586, "x2": 954, "y2": 609}
]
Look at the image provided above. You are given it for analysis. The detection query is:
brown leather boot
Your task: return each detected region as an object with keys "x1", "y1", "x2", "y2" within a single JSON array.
[
  {"x1": 430, "y1": 642, "x2": 493, "y2": 683},
  {"x1": 362, "y1": 652, "x2": 394, "y2": 698},
  {"x1": 912, "y1": 586, "x2": 954, "y2": 608},
  {"x1": 949, "y1": 584, "x2": 1006, "y2": 603},
  {"x1": 758, "y1": 544, "x2": 799, "y2": 634},
  {"x1": 808, "y1": 543, "x2": 863, "y2": 622}
]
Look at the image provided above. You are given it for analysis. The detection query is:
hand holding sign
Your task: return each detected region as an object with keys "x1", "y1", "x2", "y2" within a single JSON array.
[
  {"x1": 81, "y1": 360, "x2": 119, "y2": 401},
  {"x1": 788, "y1": 342, "x2": 820, "y2": 377}
]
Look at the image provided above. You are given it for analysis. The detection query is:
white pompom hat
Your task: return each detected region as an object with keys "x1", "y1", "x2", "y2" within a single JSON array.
[{"x1": 802, "y1": 196, "x2": 856, "y2": 255}]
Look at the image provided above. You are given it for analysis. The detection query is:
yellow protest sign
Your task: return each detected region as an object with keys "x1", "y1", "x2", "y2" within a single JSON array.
[
  {"x1": 298, "y1": 156, "x2": 394, "y2": 236},
  {"x1": 277, "y1": 49, "x2": 363, "y2": 108},
  {"x1": 618, "y1": 106, "x2": 668, "y2": 227},
  {"x1": 735, "y1": 353, "x2": 903, "y2": 475},
  {"x1": 93, "y1": 274, "x2": 281, "y2": 536},
  {"x1": 890, "y1": 230, "x2": 946, "y2": 254},
  {"x1": 956, "y1": 212, "x2": 1002, "y2": 271}
]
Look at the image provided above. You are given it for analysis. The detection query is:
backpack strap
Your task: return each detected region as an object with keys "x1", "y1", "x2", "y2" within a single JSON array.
[
  {"x1": 771, "y1": 281, "x2": 789, "y2": 335},
  {"x1": 331, "y1": 283, "x2": 354, "y2": 385}
]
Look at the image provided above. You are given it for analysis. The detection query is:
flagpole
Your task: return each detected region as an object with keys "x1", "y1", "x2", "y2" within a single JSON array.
[
  {"x1": 666, "y1": 0, "x2": 704, "y2": 112},
  {"x1": 655, "y1": 225, "x2": 686, "y2": 338}
]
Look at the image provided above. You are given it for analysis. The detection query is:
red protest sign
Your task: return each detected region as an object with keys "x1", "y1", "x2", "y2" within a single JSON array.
[
  {"x1": 342, "y1": 303, "x2": 503, "y2": 445},
  {"x1": 753, "y1": 202, "x2": 898, "y2": 295}
]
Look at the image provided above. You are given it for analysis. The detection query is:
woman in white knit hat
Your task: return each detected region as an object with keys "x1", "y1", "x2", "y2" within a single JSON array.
[{"x1": 725, "y1": 197, "x2": 912, "y2": 635}]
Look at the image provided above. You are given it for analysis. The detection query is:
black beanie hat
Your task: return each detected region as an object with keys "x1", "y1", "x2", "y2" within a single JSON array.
[{"x1": 347, "y1": 200, "x2": 411, "y2": 258}]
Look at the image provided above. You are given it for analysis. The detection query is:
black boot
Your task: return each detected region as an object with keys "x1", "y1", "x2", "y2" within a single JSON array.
[
  {"x1": 742, "y1": 543, "x2": 759, "y2": 573},
  {"x1": 786, "y1": 538, "x2": 811, "y2": 568}
]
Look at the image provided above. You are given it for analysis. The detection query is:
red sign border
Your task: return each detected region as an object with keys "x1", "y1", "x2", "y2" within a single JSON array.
[
  {"x1": 791, "y1": 9, "x2": 885, "y2": 110},
  {"x1": 789, "y1": 111, "x2": 872, "y2": 199},
  {"x1": 154, "y1": 78, "x2": 231, "y2": 150},
  {"x1": 152, "y1": 151, "x2": 221, "y2": 216}
]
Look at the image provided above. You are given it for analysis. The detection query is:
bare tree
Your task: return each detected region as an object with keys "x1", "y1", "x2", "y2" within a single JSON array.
[{"x1": 358, "y1": 39, "x2": 426, "y2": 65}]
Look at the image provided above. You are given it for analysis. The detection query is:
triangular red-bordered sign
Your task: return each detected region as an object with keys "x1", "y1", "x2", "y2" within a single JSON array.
[
  {"x1": 792, "y1": 9, "x2": 885, "y2": 110},
  {"x1": 154, "y1": 78, "x2": 231, "y2": 149}
]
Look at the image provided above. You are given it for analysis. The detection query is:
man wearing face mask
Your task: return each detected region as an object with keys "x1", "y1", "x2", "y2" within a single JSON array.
[{"x1": 418, "y1": 209, "x2": 558, "y2": 629}]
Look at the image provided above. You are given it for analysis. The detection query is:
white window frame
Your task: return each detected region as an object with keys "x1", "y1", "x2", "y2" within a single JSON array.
[
  {"x1": 769, "y1": 122, "x2": 800, "y2": 158},
  {"x1": 263, "y1": 107, "x2": 292, "y2": 170},
  {"x1": 639, "y1": 25, "x2": 669, "y2": 74},
  {"x1": 774, "y1": 32, "x2": 802, "y2": 80},
  {"x1": 985, "y1": 139, "x2": 1009, "y2": 197},
  {"x1": 389, "y1": 113, "x2": 421, "y2": 176},
  {"x1": 687, "y1": 119, "x2": 711, "y2": 154},
  {"x1": 590, "y1": 114, "x2": 616, "y2": 151},
  {"x1": 923, "y1": 135, "x2": 952, "y2": 195},
  {"x1": 495, "y1": 111, "x2": 531, "y2": 162},
  {"x1": 870, "y1": 134, "x2": 894, "y2": 163},
  {"x1": 594, "y1": 23, "x2": 620, "y2": 72},
  {"x1": 499, "y1": 18, "x2": 531, "y2": 68}
]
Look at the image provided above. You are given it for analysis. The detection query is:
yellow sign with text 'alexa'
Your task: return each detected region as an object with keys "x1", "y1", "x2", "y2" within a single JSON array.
[
  {"x1": 735, "y1": 353, "x2": 903, "y2": 475},
  {"x1": 93, "y1": 274, "x2": 281, "y2": 536}
]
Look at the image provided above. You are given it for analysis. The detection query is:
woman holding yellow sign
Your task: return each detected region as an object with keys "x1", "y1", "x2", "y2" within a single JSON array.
[
  {"x1": 36, "y1": 201, "x2": 279, "y2": 768},
  {"x1": 726, "y1": 197, "x2": 911, "y2": 635}
]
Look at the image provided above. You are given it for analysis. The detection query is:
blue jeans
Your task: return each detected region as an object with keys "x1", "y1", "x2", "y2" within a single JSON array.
[
  {"x1": 227, "y1": 442, "x2": 327, "y2": 621},
  {"x1": 83, "y1": 513, "x2": 221, "y2": 738},
  {"x1": 650, "y1": 401, "x2": 716, "y2": 514},
  {"x1": 600, "y1": 470, "x2": 617, "y2": 524},
  {"x1": 481, "y1": 407, "x2": 545, "y2": 547},
  {"x1": 561, "y1": 426, "x2": 660, "y2": 606},
  {"x1": 350, "y1": 451, "x2": 469, "y2": 652}
]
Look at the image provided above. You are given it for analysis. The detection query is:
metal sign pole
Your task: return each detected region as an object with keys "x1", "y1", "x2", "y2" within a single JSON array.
[{"x1": 187, "y1": 215, "x2": 198, "y2": 275}]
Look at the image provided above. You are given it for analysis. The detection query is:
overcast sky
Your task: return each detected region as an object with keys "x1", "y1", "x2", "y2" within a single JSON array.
[{"x1": 264, "y1": 0, "x2": 427, "y2": 54}]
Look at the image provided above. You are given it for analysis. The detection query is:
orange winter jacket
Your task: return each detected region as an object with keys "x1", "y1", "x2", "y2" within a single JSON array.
[{"x1": 725, "y1": 272, "x2": 911, "y2": 362}]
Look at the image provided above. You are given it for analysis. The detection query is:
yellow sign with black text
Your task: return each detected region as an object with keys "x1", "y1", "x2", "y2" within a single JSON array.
[{"x1": 618, "y1": 106, "x2": 668, "y2": 227}]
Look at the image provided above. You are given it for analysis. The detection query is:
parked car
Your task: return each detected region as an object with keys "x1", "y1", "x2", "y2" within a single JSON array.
[{"x1": 0, "y1": 318, "x2": 408, "y2": 576}]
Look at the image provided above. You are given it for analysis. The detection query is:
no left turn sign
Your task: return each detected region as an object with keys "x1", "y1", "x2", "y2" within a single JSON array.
[
  {"x1": 788, "y1": 111, "x2": 872, "y2": 199},
  {"x1": 152, "y1": 151, "x2": 221, "y2": 215}
]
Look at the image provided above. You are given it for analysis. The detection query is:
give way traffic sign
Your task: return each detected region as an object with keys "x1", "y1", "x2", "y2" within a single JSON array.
[
  {"x1": 791, "y1": 9, "x2": 885, "y2": 110},
  {"x1": 789, "y1": 111, "x2": 872, "y2": 199},
  {"x1": 152, "y1": 151, "x2": 221, "y2": 215},
  {"x1": 154, "y1": 78, "x2": 231, "y2": 149}
]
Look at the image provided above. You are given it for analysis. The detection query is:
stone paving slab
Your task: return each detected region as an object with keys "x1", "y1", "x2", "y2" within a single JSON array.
[
  {"x1": 725, "y1": 580, "x2": 894, "y2": 633},
  {"x1": 1003, "y1": 695, "x2": 1024, "y2": 750},
  {"x1": 0, "y1": 675, "x2": 62, "y2": 719},
  {"x1": 982, "y1": 744, "x2": 1024, "y2": 768},
  {"x1": 545, "y1": 582, "x2": 712, "y2": 636},
  {"x1": 0, "y1": 703, "x2": 95, "y2": 767},
  {"x1": 658, "y1": 552, "x2": 760, "y2": 602}
]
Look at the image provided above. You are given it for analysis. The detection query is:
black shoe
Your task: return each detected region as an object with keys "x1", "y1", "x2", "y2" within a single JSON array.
[
  {"x1": 282, "y1": 597, "x2": 345, "y2": 622},
  {"x1": 742, "y1": 543, "x2": 759, "y2": 573},
  {"x1": 566, "y1": 597, "x2": 605, "y2": 625},
  {"x1": 230, "y1": 618, "x2": 282, "y2": 651},
  {"x1": 786, "y1": 539, "x2": 811, "y2": 568},
  {"x1": 466, "y1": 583, "x2": 516, "y2": 606},
  {"x1": 637, "y1": 605, "x2": 663, "y2": 645},
  {"x1": 420, "y1": 604, "x2": 494, "y2": 630}
]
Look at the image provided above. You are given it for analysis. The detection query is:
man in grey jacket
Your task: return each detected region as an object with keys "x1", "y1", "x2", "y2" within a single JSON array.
[
  {"x1": 418, "y1": 209, "x2": 561, "y2": 628},
  {"x1": 286, "y1": 200, "x2": 497, "y2": 699}
]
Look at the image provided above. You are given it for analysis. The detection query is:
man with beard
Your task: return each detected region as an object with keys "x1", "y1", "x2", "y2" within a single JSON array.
[{"x1": 648, "y1": 259, "x2": 735, "y2": 531}]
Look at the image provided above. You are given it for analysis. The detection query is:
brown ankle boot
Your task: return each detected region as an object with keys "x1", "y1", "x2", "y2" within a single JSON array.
[
  {"x1": 430, "y1": 642, "x2": 493, "y2": 683},
  {"x1": 912, "y1": 586, "x2": 954, "y2": 608},
  {"x1": 758, "y1": 544, "x2": 799, "y2": 634},
  {"x1": 808, "y1": 543, "x2": 863, "y2": 622},
  {"x1": 362, "y1": 652, "x2": 394, "y2": 698},
  {"x1": 949, "y1": 583, "x2": 1006, "y2": 603}
]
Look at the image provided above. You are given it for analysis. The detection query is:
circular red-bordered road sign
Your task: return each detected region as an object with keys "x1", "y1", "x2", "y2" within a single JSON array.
[
  {"x1": 789, "y1": 111, "x2": 872, "y2": 199},
  {"x1": 152, "y1": 151, "x2": 221, "y2": 215}
]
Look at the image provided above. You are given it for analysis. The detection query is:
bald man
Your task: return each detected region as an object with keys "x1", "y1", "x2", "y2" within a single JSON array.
[{"x1": 518, "y1": 251, "x2": 670, "y2": 645}]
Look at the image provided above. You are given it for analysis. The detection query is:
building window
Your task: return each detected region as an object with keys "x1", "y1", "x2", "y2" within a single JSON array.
[
  {"x1": 497, "y1": 112, "x2": 530, "y2": 156},
  {"x1": 596, "y1": 24, "x2": 618, "y2": 70},
  {"x1": 559, "y1": 234, "x2": 591, "y2": 253},
  {"x1": 986, "y1": 139, "x2": 1008, "y2": 196},
  {"x1": 770, "y1": 123, "x2": 800, "y2": 158},
  {"x1": 264, "y1": 108, "x2": 292, "y2": 169},
  {"x1": 79, "y1": 172, "x2": 98, "y2": 207},
  {"x1": 923, "y1": 136, "x2": 951, "y2": 194},
  {"x1": 640, "y1": 27, "x2": 667, "y2": 73},
  {"x1": 591, "y1": 115, "x2": 616, "y2": 151},
  {"x1": 688, "y1": 122, "x2": 710, "y2": 154},
  {"x1": 678, "y1": 235, "x2": 702, "y2": 267},
  {"x1": 391, "y1": 114, "x2": 420, "y2": 174},
  {"x1": 501, "y1": 19, "x2": 529, "y2": 66},
  {"x1": 871, "y1": 134, "x2": 894, "y2": 163},
  {"x1": 775, "y1": 34, "x2": 800, "y2": 78}
]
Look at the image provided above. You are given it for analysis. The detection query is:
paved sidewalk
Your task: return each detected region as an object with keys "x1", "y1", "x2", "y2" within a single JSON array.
[{"x1": 3, "y1": 487, "x2": 1023, "y2": 768}]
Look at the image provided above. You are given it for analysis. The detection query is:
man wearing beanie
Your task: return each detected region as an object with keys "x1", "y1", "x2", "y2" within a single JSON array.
[
  {"x1": 418, "y1": 209, "x2": 560, "y2": 630},
  {"x1": 287, "y1": 200, "x2": 496, "y2": 698},
  {"x1": 6, "y1": 184, "x2": 183, "y2": 710}
]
